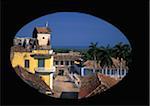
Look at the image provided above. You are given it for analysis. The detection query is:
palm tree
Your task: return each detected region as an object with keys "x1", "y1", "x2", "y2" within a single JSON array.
[
  {"x1": 83, "y1": 51, "x2": 93, "y2": 61},
  {"x1": 88, "y1": 42, "x2": 99, "y2": 72},
  {"x1": 122, "y1": 44, "x2": 132, "y2": 67},
  {"x1": 113, "y1": 42, "x2": 131, "y2": 60},
  {"x1": 113, "y1": 42, "x2": 132, "y2": 67},
  {"x1": 98, "y1": 45, "x2": 113, "y2": 68},
  {"x1": 84, "y1": 43, "x2": 114, "y2": 71}
]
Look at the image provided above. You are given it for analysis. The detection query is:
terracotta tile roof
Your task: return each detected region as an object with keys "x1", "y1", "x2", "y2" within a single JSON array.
[
  {"x1": 79, "y1": 73, "x2": 119, "y2": 98},
  {"x1": 14, "y1": 65, "x2": 52, "y2": 94},
  {"x1": 11, "y1": 45, "x2": 31, "y2": 52},
  {"x1": 97, "y1": 73, "x2": 119, "y2": 88},
  {"x1": 86, "y1": 83, "x2": 107, "y2": 97},
  {"x1": 111, "y1": 57, "x2": 128, "y2": 69},
  {"x1": 35, "y1": 27, "x2": 51, "y2": 34},
  {"x1": 83, "y1": 58, "x2": 128, "y2": 69},
  {"x1": 87, "y1": 74, "x2": 119, "y2": 97},
  {"x1": 79, "y1": 74, "x2": 101, "y2": 98},
  {"x1": 83, "y1": 60, "x2": 101, "y2": 69}
]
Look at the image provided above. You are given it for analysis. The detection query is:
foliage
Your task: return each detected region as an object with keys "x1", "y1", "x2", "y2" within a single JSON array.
[
  {"x1": 112, "y1": 42, "x2": 132, "y2": 60},
  {"x1": 98, "y1": 45, "x2": 113, "y2": 67},
  {"x1": 83, "y1": 42, "x2": 132, "y2": 67}
]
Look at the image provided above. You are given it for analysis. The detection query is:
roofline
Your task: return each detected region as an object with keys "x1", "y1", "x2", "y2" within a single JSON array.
[
  {"x1": 14, "y1": 37, "x2": 36, "y2": 39},
  {"x1": 35, "y1": 27, "x2": 52, "y2": 32}
]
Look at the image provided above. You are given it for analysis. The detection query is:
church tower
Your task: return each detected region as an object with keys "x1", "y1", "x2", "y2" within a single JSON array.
[{"x1": 32, "y1": 23, "x2": 51, "y2": 49}]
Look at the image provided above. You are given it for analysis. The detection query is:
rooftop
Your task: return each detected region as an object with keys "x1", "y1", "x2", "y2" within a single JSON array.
[
  {"x1": 79, "y1": 74, "x2": 101, "y2": 98},
  {"x1": 53, "y1": 52, "x2": 82, "y2": 61},
  {"x1": 83, "y1": 60, "x2": 101, "y2": 69},
  {"x1": 79, "y1": 73, "x2": 119, "y2": 98},
  {"x1": 11, "y1": 45, "x2": 31, "y2": 52},
  {"x1": 35, "y1": 27, "x2": 51, "y2": 34},
  {"x1": 97, "y1": 73, "x2": 119, "y2": 88},
  {"x1": 14, "y1": 65, "x2": 53, "y2": 94},
  {"x1": 11, "y1": 45, "x2": 51, "y2": 53},
  {"x1": 83, "y1": 58, "x2": 128, "y2": 69}
]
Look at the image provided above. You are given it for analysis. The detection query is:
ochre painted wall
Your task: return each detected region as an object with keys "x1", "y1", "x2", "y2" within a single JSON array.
[
  {"x1": 11, "y1": 49, "x2": 54, "y2": 88},
  {"x1": 11, "y1": 50, "x2": 54, "y2": 73},
  {"x1": 40, "y1": 74, "x2": 50, "y2": 86},
  {"x1": 12, "y1": 52, "x2": 37, "y2": 73},
  {"x1": 11, "y1": 50, "x2": 54, "y2": 87}
]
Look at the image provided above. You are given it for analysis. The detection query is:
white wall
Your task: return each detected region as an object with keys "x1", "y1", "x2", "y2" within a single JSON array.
[{"x1": 37, "y1": 34, "x2": 50, "y2": 46}]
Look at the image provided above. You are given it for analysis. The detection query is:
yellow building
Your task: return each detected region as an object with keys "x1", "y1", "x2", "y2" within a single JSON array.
[{"x1": 11, "y1": 26, "x2": 55, "y2": 90}]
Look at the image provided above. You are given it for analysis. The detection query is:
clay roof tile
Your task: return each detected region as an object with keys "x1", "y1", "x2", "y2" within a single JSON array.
[{"x1": 35, "y1": 27, "x2": 51, "y2": 34}]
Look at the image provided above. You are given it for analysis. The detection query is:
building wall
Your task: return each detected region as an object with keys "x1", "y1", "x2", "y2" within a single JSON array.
[
  {"x1": 55, "y1": 66, "x2": 69, "y2": 76},
  {"x1": 40, "y1": 74, "x2": 50, "y2": 86},
  {"x1": 12, "y1": 52, "x2": 37, "y2": 73},
  {"x1": 53, "y1": 52, "x2": 82, "y2": 76},
  {"x1": 12, "y1": 50, "x2": 53, "y2": 73},
  {"x1": 54, "y1": 60, "x2": 74, "y2": 76},
  {"x1": 11, "y1": 49, "x2": 54, "y2": 87},
  {"x1": 37, "y1": 34, "x2": 50, "y2": 46}
]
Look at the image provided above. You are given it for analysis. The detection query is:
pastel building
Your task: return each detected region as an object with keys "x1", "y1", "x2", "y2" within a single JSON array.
[{"x1": 11, "y1": 25, "x2": 55, "y2": 90}]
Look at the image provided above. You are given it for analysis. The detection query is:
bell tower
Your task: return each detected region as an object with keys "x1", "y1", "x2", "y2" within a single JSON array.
[{"x1": 32, "y1": 23, "x2": 51, "y2": 48}]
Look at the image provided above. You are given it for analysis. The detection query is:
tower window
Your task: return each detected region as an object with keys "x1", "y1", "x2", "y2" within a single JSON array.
[
  {"x1": 42, "y1": 37, "x2": 45, "y2": 39},
  {"x1": 38, "y1": 59, "x2": 45, "y2": 67}
]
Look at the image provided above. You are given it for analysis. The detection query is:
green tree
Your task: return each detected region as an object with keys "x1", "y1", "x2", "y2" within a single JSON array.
[
  {"x1": 113, "y1": 42, "x2": 131, "y2": 60},
  {"x1": 84, "y1": 43, "x2": 113, "y2": 69},
  {"x1": 98, "y1": 45, "x2": 113, "y2": 68},
  {"x1": 88, "y1": 42, "x2": 99, "y2": 72}
]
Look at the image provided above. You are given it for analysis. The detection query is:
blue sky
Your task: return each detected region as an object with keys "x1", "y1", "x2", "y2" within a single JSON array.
[{"x1": 16, "y1": 12, "x2": 130, "y2": 48}]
